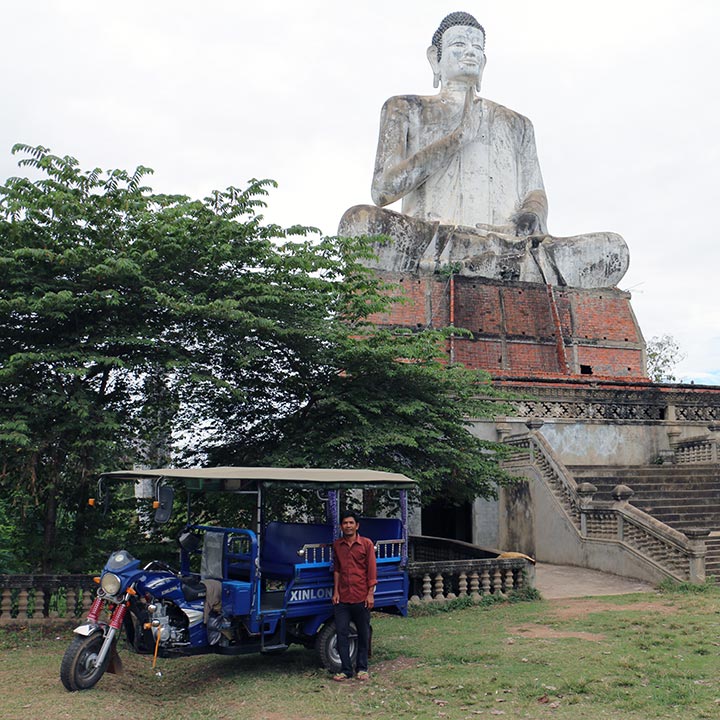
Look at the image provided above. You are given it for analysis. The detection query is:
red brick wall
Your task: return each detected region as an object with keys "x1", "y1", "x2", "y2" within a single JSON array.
[
  {"x1": 453, "y1": 281, "x2": 504, "y2": 334},
  {"x1": 500, "y1": 285, "x2": 556, "y2": 339},
  {"x1": 506, "y1": 342, "x2": 563, "y2": 374},
  {"x1": 364, "y1": 272, "x2": 647, "y2": 380},
  {"x1": 453, "y1": 338, "x2": 504, "y2": 371},
  {"x1": 571, "y1": 292, "x2": 641, "y2": 343},
  {"x1": 576, "y1": 346, "x2": 645, "y2": 378}
]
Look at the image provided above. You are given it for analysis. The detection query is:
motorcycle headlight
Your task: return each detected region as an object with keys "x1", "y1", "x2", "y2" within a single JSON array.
[{"x1": 101, "y1": 573, "x2": 123, "y2": 596}]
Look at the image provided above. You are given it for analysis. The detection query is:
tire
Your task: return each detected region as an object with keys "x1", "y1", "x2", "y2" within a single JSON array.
[
  {"x1": 60, "y1": 632, "x2": 112, "y2": 691},
  {"x1": 315, "y1": 620, "x2": 357, "y2": 673}
]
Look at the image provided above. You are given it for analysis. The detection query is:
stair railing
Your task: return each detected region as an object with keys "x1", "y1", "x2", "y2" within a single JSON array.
[{"x1": 503, "y1": 431, "x2": 709, "y2": 583}]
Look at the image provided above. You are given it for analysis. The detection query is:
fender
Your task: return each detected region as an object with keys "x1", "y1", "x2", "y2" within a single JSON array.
[
  {"x1": 302, "y1": 612, "x2": 333, "y2": 638},
  {"x1": 72, "y1": 623, "x2": 107, "y2": 637}
]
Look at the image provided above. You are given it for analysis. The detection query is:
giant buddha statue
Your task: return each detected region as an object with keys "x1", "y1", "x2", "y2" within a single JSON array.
[{"x1": 339, "y1": 12, "x2": 629, "y2": 289}]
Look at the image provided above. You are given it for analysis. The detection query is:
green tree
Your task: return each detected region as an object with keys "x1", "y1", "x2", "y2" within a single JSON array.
[
  {"x1": 205, "y1": 327, "x2": 513, "y2": 509},
  {"x1": 0, "y1": 144, "x2": 513, "y2": 572},
  {"x1": 646, "y1": 334, "x2": 686, "y2": 383}
]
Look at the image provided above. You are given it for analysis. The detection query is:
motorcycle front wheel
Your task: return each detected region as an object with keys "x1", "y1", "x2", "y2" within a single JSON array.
[{"x1": 60, "y1": 632, "x2": 111, "y2": 691}]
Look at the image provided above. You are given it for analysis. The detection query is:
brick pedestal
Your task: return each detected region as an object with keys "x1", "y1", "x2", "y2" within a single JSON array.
[{"x1": 367, "y1": 272, "x2": 646, "y2": 380}]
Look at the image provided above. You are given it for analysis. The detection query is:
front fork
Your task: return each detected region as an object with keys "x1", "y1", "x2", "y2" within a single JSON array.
[{"x1": 83, "y1": 596, "x2": 128, "y2": 670}]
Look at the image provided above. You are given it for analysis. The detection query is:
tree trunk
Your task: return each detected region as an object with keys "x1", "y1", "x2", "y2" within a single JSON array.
[{"x1": 41, "y1": 490, "x2": 58, "y2": 573}]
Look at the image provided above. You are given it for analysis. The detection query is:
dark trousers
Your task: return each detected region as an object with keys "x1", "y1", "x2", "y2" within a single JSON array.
[{"x1": 334, "y1": 602, "x2": 371, "y2": 677}]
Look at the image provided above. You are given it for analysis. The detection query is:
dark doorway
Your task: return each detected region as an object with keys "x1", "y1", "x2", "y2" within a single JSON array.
[{"x1": 421, "y1": 500, "x2": 473, "y2": 543}]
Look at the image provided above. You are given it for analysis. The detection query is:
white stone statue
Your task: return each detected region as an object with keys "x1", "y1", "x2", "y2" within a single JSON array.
[{"x1": 339, "y1": 11, "x2": 629, "y2": 288}]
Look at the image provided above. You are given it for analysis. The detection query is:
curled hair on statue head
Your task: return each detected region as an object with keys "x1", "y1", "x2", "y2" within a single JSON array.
[{"x1": 431, "y1": 11, "x2": 485, "y2": 60}]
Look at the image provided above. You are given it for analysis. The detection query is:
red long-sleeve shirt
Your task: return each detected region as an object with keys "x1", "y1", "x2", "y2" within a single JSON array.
[{"x1": 333, "y1": 534, "x2": 377, "y2": 604}]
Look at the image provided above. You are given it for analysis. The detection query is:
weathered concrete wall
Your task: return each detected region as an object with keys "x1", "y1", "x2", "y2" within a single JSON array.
[
  {"x1": 472, "y1": 497, "x2": 499, "y2": 548},
  {"x1": 499, "y1": 480, "x2": 536, "y2": 557},
  {"x1": 532, "y1": 422, "x2": 667, "y2": 466},
  {"x1": 471, "y1": 417, "x2": 688, "y2": 466},
  {"x1": 498, "y1": 468, "x2": 581, "y2": 562}
]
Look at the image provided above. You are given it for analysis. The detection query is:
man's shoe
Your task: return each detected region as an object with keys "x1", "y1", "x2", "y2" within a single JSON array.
[
  {"x1": 333, "y1": 673, "x2": 351, "y2": 682},
  {"x1": 356, "y1": 671, "x2": 370, "y2": 681}
]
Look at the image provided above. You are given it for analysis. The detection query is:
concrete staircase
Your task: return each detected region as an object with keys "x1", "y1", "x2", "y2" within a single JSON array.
[
  {"x1": 704, "y1": 534, "x2": 720, "y2": 577},
  {"x1": 570, "y1": 464, "x2": 720, "y2": 577}
]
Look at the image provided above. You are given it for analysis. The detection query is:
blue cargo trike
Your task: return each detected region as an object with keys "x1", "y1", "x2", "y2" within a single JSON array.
[{"x1": 60, "y1": 467, "x2": 415, "y2": 691}]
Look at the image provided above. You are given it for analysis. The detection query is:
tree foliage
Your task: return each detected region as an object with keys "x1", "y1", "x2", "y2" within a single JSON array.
[
  {"x1": 646, "y1": 334, "x2": 686, "y2": 383},
  {"x1": 0, "y1": 144, "x2": 514, "y2": 572}
]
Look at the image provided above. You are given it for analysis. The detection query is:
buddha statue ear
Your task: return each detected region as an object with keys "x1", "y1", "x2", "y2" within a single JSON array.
[{"x1": 426, "y1": 45, "x2": 441, "y2": 88}]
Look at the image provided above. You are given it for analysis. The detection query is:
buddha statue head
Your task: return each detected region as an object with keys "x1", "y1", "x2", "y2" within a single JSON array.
[{"x1": 427, "y1": 11, "x2": 487, "y2": 90}]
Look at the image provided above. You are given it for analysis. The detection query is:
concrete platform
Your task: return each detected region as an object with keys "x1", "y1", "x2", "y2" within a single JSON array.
[{"x1": 535, "y1": 562, "x2": 656, "y2": 599}]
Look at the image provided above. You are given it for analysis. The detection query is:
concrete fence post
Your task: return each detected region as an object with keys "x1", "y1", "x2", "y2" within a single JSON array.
[
  {"x1": 685, "y1": 528, "x2": 711, "y2": 583},
  {"x1": 576, "y1": 482, "x2": 597, "y2": 539}
]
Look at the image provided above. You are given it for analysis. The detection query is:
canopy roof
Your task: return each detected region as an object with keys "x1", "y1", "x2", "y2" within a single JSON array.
[{"x1": 101, "y1": 466, "x2": 416, "y2": 492}]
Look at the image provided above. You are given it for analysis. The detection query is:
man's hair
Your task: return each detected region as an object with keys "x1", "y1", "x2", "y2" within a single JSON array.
[
  {"x1": 431, "y1": 11, "x2": 485, "y2": 60},
  {"x1": 340, "y1": 510, "x2": 359, "y2": 523}
]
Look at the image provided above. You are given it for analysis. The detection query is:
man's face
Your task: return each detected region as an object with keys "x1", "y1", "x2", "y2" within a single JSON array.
[
  {"x1": 341, "y1": 516, "x2": 359, "y2": 537},
  {"x1": 438, "y1": 25, "x2": 485, "y2": 86}
]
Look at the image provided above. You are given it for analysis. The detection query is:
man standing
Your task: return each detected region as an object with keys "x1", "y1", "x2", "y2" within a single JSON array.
[{"x1": 332, "y1": 510, "x2": 376, "y2": 681}]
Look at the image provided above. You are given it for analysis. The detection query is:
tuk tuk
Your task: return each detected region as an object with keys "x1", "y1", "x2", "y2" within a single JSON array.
[{"x1": 60, "y1": 466, "x2": 415, "y2": 691}]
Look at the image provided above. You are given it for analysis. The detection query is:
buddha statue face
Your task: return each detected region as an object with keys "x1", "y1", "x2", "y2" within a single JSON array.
[{"x1": 428, "y1": 24, "x2": 486, "y2": 91}]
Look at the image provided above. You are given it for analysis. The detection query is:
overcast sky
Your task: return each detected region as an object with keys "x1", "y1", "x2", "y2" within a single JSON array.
[{"x1": 3, "y1": 0, "x2": 719, "y2": 384}]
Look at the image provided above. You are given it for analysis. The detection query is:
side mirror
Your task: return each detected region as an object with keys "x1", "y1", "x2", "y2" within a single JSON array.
[{"x1": 154, "y1": 485, "x2": 175, "y2": 524}]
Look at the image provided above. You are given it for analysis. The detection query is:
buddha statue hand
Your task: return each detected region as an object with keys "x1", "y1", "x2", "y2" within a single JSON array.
[
  {"x1": 511, "y1": 211, "x2": 542, "y2": 237},
  {"x1": 455, "y1": 86, "x2": 483, "y2": 146}
]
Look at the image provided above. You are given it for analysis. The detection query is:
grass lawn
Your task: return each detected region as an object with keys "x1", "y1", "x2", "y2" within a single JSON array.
[{"x1": 2, "y1": 584, "x2": 719, "y2": 720}]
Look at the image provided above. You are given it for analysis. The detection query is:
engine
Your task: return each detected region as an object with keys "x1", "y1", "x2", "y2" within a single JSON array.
[{"x1": 149, "y1": 601, "x2": 190, "y2": 646}]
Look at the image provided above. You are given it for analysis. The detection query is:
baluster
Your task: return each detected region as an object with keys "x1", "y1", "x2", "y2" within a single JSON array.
[
  {"x1": 493, "y1": 566, "x2": 503, "y2": 595},
  {"x1": 503, "y1": 567, "x2": 515, "y2": 592},
  {"x1": 0, "y1": 589, "x2": 12, "y2": 625},
  {"x1": 433, "y1": 573, "x2": 445, "y2": 602},
  {"x1": 16, "y1": 588, "x2": 29, "y2": 621},
  {"x1": 81, "y1": 589, "x2": 94, "y2": 614},
  {"x1": 422, "y1": 574, "x2": 432, "y2": 602},
  {"x1": 469, "y1": 572, "x2": 480, "y2": 600},
  {"x1": 66, "y1": 588, "x2": 77, "y2": 619},
  {"x1": 480, "y1": 567, "x2": 491, "y2": 595},
  {"x1": 458, "y1": 572, "x2": 468, "y2": 597}
]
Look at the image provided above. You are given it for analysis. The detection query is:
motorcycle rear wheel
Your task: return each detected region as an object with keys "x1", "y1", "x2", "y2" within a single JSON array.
[{"x1": 60, "y1": 632, "x2": 111, "y2": 691}]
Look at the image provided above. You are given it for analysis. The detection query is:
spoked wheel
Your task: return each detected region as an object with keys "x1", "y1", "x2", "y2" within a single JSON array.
[
  {"x1": 60, "y1": 632, "x2": 111, "y2": 691},
  {"x1": 316, "y1": 621, "x2": 357, "y2": 673}
]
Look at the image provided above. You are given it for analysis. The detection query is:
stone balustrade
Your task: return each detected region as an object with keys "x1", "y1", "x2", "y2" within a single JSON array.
[
  {"x1": 407, "y1": 558, "x2": 530, "y2": 604},
  {"x1": 481, "y1": 385, "x2": 720, "y2": 424},
  {"x1": 670, "y1": 435, "x2": 718, "y2": 464},
  {"x1": 0, "y1": 575, "x2": 97, "y2": 625},
  {"x1": 0, "y1": 555, "x2": 533, "y2": 625}
]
